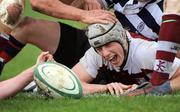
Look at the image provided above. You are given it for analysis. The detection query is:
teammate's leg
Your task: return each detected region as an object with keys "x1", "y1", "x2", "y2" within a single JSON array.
[
  {"x1": 0, "y1": 17, "x2": 60, "y2": 74},
  {"x1": 150, "y1": 0, "x2": 180, "y2": 85}
]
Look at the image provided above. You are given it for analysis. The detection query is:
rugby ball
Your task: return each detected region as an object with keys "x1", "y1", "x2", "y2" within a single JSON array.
[
  {"x1": 0, "y1": 0, "x2": 24, "y2": 34},
  {"x1": 34, "y1": 62, "x2": 83, "y2": 99}
]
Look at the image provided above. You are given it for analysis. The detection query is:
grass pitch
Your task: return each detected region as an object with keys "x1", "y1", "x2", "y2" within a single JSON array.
[
  {"x1": 0, "y1": 92, "x2": 180, "y2": 112},
  {"x1": 0, "y1": 26, "x2": 179, "y2": 112},
  {"x1": 0, "y1": 1, "x2": 180, "y2": 112}
]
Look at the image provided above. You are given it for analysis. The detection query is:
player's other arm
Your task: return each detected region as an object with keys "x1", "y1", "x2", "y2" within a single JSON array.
[
  {"x1": 30, "y1": 0, "x2": 117, "y2": 24},
  {"x1": 0, "y1": 66, "x2": 34, "y2": 99},
  {"x1": 72, "y1": 63, "x2": 132, "y2": 95},
  {"x1": 30, "y1": 0, "x2": 83, "y2": 21},
  {"x1": 72, "y1": 63, "x2": 108, "y2": 94},
  {"x1": 0, "y1": 52, "x2": 52, "y2": 99}
]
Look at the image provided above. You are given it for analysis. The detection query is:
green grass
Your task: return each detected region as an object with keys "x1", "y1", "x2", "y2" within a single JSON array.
[
  {"x1": 1, "y1": 46, "x2": 180, "y2": 112},
  {"x1": 0, "y1": 93, "x2": 180, "y2": 112},
  {"x1": 0, "y1": 1, "x2": 180, "y2": 112}
]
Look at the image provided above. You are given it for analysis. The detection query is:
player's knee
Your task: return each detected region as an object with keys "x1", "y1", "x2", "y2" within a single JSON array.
[{"x1": 6, "y1": 2, "x2": 23, "y2": 25}]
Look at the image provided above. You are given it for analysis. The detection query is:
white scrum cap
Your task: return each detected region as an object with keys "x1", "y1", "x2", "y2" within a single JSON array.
[{"x1": 86, "y1": 21, "x2": 129, "y2": 56}]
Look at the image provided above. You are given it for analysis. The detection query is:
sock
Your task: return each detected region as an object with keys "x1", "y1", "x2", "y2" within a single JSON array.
[
  {"x1": 0, "y1": 32, "x2": 9, "y2": 51},
  {"x1": 151, "y1": 14, "x2": 180, "y2": 85},
  {"x1": 0, "y1": 33, "x2": 9, "y2": 74},
  {"x1": 150, "y1": 81, "x2": 171, "y2": 95},
  {"x1": 0, "y1": 35, "x2": 25, "y2": 63}
]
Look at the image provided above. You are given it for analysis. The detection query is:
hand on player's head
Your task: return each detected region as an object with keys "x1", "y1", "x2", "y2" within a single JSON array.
[{"x1": 81, "y1": 10, "x2": 117, "y2": 24}]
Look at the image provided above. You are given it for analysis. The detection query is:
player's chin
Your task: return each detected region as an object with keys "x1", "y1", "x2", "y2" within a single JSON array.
[{"x1": 111, "y1": 60, "x2": 122, "y2": 67}]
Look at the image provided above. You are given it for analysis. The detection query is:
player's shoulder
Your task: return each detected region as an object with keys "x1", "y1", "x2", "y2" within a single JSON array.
[
  {"x1": 81, "y1": 47, "x2": 102, "y2": 65},
  {"x1": 129, "y1": 37, "x2": 157, "y2": 61}
]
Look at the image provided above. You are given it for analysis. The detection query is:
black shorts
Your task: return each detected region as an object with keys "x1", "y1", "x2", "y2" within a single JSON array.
[{"x1": 53, "y1": 23, "x2": 90, "y2": 68}]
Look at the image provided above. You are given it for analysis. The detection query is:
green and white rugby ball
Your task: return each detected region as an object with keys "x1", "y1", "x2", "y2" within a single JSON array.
[{"x1": 34, "y1": 62, "x2": 83, "y2": 99}]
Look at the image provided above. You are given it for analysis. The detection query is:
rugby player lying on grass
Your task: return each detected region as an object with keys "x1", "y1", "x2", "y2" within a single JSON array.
[
  {"x1": 24, "y1": 0, "x2": 180, "y2": 96},
  {"x1": 32, "y1": 20, "x2": 180, "y2": 96},
  {"x1": 83, "y1": 0, "x2": 180, "y2": 89},
  {"x1": 1, "y1": 21, "x2": 179, "y2": 99},
  {"x1": 0, "y1": 0, "x2": 179, "y2": 96},
  {"x1": 71, "y1": 20, "x2": 180, "y2": 96}
]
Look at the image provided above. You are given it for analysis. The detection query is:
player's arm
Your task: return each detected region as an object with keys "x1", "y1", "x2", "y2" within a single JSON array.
[
  {"x1": 30, "y1": 0, "x2": 117, "y2": 24},
  {"x1": 0, "y1": 52, "x2": 53, "y2": 99},
  {"x1": 72, "y1": 63, "x2": 108, "y2": 94},
  {"x1": 72, "y1": 63, "x2": 131, "y2": 95},
  {"x1": 0, "y1": 66, "x2": 34, "y2": 99}
]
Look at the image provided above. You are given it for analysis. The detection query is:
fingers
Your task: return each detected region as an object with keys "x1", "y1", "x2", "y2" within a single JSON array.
[
  {"x1": 119, "y1": 83, "x2": 132, "y2": 90},
  {"x1": 36, "y1": 51, "x2": 53, "y2": 64},
  {"x1": 116, "y1": 83, "x2": 124, "y2": 95},
  {"x1": 107, "y1": 83, "x2": 127, "y2": 96},
  {"x1": 83, "y1": 10, "x2": 117, "y2": 24},
  {"x1": 107, "y1": 83, "x2": 115, "y2": 95},
  {"x1": 84, "y1": 3, "x2": 89, "y2": 10},
  {"x1": 95, "y1": 16, "x2": 117, "y2": 24},
  {"x1": 98, "y1": 10, "x2": 117, "y2": 23},
  {"x1": 37, "y1": 51, "x2": 49, "y2": 60},
  {"x1": 84, "y1": 0, "x2": 101, "y2": 10},
  {"x1": 124, "y1": 84, "x2": 138, "y2": 94}
]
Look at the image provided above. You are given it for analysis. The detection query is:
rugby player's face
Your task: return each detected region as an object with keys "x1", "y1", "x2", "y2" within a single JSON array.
[{"x1": 95, "y1": 42, "x2": 125, "y2": 67}]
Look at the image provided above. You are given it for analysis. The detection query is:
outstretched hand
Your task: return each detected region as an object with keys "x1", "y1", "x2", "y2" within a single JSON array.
[{"x1": 106, "y1": 82, "x2": 133, "y2": 96}]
